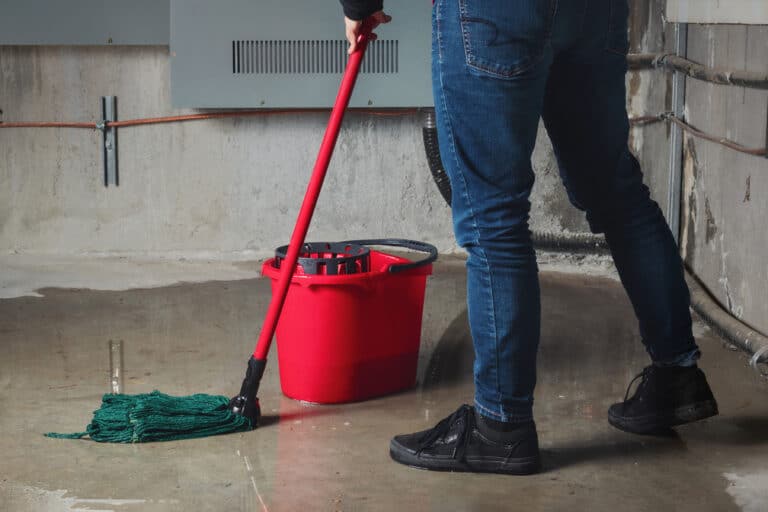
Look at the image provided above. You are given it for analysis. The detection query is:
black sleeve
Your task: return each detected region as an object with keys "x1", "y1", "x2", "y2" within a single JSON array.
[{"x1": 339, "y1": 0, "x2": 383, "y2": 21}]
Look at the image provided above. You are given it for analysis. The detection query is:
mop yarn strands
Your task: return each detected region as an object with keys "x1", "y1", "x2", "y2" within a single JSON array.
[{"x1": 45, "y1": 391, "x2": 252, "y2": 443}]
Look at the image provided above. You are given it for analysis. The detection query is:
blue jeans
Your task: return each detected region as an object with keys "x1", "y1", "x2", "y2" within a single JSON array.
[{"x1": 432, "y1": 0, "x2": 700, "y2": 422}]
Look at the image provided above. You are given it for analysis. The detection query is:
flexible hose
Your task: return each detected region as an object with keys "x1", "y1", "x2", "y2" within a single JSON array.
[
  {"x1": 422, "y1": 126, "x2": 453, "y2": 206},
  {"x1": 531, "y1": 231, "x2": 609, "y2": 254},
  {"x1": 686, "y1": 271, "x2": 768, "y2": 374}
]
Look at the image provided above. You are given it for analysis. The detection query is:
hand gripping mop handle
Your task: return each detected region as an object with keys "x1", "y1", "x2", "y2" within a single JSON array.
[{"x1": 230, "y1": 21, "x2": 376, "y2": 425}]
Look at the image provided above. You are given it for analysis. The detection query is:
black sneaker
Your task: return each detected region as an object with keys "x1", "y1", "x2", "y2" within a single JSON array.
[
  {"x1": 608, "y1": 365, "x2": 718, "y2": 435},
  {"x1": 389, "y1": 405, "x2": 541, "y2": 475}
]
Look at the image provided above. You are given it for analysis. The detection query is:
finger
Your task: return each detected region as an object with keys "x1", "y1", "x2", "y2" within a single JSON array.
[
  {"x1": 372, "y1": 11, "x2": 392, "y2": 24},
  {"x1": 346, "y1": 29, "x2": 358, "y2": 54}
]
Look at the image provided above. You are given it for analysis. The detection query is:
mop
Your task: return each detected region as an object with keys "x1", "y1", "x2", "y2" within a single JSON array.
[{"x1": 46, "y1": 22, "x2": 375, "y2": 443}]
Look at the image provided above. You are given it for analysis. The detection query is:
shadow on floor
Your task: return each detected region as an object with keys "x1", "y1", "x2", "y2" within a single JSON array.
[
  {"x1": 542, "y1": 431, "x2": 686, "y2": 471},
  {"x1": 422, "y1": 309, "x2": 473, "y2": 390}
]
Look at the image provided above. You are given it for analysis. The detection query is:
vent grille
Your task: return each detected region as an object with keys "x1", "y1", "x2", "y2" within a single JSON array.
[{"x1": 232, "y1": 39, "x2": 399, "y2": 75}]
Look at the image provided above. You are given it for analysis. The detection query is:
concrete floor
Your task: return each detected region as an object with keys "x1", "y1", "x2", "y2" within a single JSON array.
[{"x1": 1, "y1": 256, "x2": 767, "y2": 511}]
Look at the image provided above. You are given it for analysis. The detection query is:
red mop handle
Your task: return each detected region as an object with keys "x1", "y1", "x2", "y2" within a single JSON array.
[{"x1": 252, "y1": 21, "x2": 374, "y2": 360}]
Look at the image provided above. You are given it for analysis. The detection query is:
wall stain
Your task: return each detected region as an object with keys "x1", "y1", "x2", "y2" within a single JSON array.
[
  {"x1": 625, "y1": 0, "x2": 651, "y2": 152},
  {"x1": 743, "y1": 175, "x2": 751, "y2": 203},
  {"x1": 704, "y1": 197, "x2": 718, "y2": 245},
  {"x1": 685, "y1": 194, "x2": 697, "y2": 265},
  {"x1": 628, "y1": 72, "x2": 642, "y2": 101},
  {"x1": 628, "y1": 0, "x2": 652, "y2": 52},
  {"x1": 681, "y1": 136, "x2": 699, "y2": 266}
]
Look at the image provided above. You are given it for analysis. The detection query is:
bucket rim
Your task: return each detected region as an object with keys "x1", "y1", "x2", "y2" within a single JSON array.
[{"x1": 261, "y1": 252, "x2": 432, "y2": 287}]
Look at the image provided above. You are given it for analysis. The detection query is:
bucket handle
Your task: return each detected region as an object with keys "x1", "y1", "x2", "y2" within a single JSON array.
[{"x1": 341, "y1": 239, "x2": 438, "y2": 273}]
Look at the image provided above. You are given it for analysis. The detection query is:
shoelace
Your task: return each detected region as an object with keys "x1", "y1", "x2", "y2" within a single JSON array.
[
  {"x1": 416, "y1": 405, "x2": 474, "y2": 461},
  {"x1": 623, "y1": 366, "x2": 654, "y2": 407}
]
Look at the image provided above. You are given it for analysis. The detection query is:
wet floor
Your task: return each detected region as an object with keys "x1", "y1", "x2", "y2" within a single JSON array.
[{"x1": 1, "y1": 258, "x2": 767, "y2": 511}]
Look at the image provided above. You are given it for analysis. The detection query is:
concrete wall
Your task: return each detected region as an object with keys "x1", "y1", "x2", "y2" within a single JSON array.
[
  {"x1": 0, "y1": 46, "x2": 457, "y2": 257},
  {"x1": 0, "y1": 1, "x2": 670, "y2": 260},
  {"x1": 681, "y1": 25, "x2": 768, "y2": 334}
]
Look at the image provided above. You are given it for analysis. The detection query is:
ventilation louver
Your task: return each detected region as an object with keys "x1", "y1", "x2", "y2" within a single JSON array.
[
  {"x1": 171, "y1": 0, "x2": 431, "y2": 108},
  {"x1": 232, "y1": 39, "x2": 399, "y2": 75}
]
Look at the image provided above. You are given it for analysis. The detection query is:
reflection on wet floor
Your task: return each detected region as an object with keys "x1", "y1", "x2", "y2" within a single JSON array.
[{"x1": 1, "y1": 260, "x2": 767, "y2": 511}]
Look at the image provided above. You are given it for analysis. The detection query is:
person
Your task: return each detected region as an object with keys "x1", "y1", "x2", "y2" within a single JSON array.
[{"x1": 339, "y1": 0, "x2": 718, "y2": 475}]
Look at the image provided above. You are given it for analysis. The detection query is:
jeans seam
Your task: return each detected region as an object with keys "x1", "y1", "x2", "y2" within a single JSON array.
[
  {"x1": 436, "y1": 2, "x2": 479, "y2": 263},
  {"x1": 465, "y1": 59, "x2": 542, "y2": 80},
  {"x1": 486, "y1": 251, "x2": 500, "y2": 411},
  {"x1": 474, "y1": 400, "x2": 502, "y2": 420},
  {"x1": 474, "y1": 399, "x2": 533, "y2": 422},
  {"x1": 459, "y1": 0, "x2": 557, "y2": 80},
  {"x1": 653, "y1": 347, "x2": 701, "y2": 367},
  {"x1": 436, "y1": 0, "x2": 500, "y2": 416}
]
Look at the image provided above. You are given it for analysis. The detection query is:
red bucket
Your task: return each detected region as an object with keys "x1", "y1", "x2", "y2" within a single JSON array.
[{"x1": 262, "y1": 239, "x2": 436, "y2": 404}]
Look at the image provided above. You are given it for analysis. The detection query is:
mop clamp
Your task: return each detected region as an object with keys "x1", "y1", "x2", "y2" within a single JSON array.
[{"x1": 229, "y1": 356, "x2": 266, "y2": 426}]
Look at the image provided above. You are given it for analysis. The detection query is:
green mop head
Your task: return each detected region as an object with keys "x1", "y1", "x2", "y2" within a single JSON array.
[{"x1": 46, "y1": 391, "x2": 253, "y2": 443}]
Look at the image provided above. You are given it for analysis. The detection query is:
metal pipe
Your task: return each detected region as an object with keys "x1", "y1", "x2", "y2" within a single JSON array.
[
  {"x1": 628, "y1": 53, "x2": 768, "y2": 90},
  {"x1": 666, "y1": 23, "x2": 687, "y2": 245},
  {"x1": 686, "y1": 271, "x2": 768, "y2": 376}
]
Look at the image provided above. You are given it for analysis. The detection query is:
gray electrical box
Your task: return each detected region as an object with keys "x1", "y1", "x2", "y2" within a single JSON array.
[{"x1": 170, "y1": 0, "x2": 433, "y2": 108}]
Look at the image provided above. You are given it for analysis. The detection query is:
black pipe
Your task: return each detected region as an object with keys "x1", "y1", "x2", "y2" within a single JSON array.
[{"x1": 422, "y1": 110, "x2": 453, "y2": 207}]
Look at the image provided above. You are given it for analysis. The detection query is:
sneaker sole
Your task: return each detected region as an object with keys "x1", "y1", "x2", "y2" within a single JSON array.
[
  {"x1": 389, "y1": 440, "x2": 541, "y2": 475},
  {"x1": 608, "y1": 399, "x2": 719, "y2": 435}
]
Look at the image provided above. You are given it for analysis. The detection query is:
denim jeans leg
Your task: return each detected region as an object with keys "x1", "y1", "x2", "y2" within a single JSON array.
[
  {"x1": 541, "y1": 0, "x2": 700, "y2": 367},
  {"x1": 432, "y1": 0, "x2": 556, "y2": 422}
]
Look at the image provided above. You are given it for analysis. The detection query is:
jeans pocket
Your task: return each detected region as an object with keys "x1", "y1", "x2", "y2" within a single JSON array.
[
  {"x1": 606, "y1": 0, "x2": 630, "y2": 55},
  {"x1": 459, "y1": 0, "x2": 555, "y2": 79}
]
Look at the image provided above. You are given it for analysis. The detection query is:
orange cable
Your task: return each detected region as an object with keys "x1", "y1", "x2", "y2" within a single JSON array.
[
  {"x1": 1, "y1": 109, "x2": 765, "y2": 158},
  {"x1": 0, "y1": 108, "x2": 420, "y2": 130},
  {"x1": 0, "y1": 121, "x2": 96, "y2": 129}
]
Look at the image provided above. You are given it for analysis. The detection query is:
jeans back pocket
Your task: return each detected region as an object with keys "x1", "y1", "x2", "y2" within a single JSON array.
[
  {"x1": 606, "y1": 0, "x2": 630, "y2": 55},
  {"x1": 460, "y1": 0, "x2": 555, "y2": 79}
]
